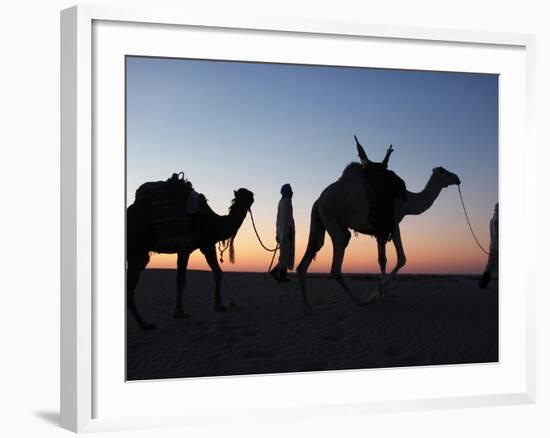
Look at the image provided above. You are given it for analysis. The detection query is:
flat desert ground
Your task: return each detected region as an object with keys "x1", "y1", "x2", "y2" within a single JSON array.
[{"x1": 127, "y1": 269, "x2": 498, "y2": 380}]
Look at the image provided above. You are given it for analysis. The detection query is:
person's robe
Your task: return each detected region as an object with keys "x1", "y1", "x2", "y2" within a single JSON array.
[
  {"x1": 485, "y1": 205, "x2": 499, "y2": 273},
  {"x1": 276, "y1": 197, "x2": 295, "y2": 270}
]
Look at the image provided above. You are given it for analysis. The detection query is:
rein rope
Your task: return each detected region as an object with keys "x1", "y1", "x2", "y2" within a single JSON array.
[
  {"x1": 248, "y1": 209, "x2": 279, "y2": 252},
  {"x1": 218, "y1": 208, "x2": 280, "y2": 265},
  {"x1": 248, "y1": 208, "x2": 280, "y2": 278},
  {"x1": 457, "y1": 185, "x2": 491, "y2": 256}
]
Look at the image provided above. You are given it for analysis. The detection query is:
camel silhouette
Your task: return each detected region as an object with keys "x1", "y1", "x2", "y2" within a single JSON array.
[
  {"x1": 127, "y1": 188, "x2": 254, "y2": 329},
  {"x1": 296, "y1": 154, "x2": 460, "y2": 314}
]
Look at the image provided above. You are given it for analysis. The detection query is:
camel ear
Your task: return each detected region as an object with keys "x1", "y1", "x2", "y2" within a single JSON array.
[{"x1": 234, "y1": 190, "x2": 237, "y2": 196}]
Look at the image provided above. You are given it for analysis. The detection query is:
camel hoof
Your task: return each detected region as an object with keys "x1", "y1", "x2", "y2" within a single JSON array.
[
  {"x1": 215, "y1": 304, "x2": 229, "y2": 312},
  {"x1": 174, "y1": 311, "x2": 190, "y2": 319}
]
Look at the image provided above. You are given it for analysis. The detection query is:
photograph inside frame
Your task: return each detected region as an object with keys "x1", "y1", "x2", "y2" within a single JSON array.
[{"x1": 125, "y1": 56, "x2": 498, "y2": 381}]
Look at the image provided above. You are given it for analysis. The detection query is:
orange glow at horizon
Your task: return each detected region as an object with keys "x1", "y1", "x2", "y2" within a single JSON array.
[{"x1": 145, "y1": 215, "x2": 489, "y2": 275}]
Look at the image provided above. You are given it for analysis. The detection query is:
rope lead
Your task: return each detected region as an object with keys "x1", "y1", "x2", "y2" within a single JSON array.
[
  {"x1": 247, "y1": 208, "x2": 280, "y2": 279},
  {"x1": 457, "y1": 185, "x2": 491, "y2": 256},
  {"x1": 248, "y1": 209, "x2": 279, "y2": 252}
]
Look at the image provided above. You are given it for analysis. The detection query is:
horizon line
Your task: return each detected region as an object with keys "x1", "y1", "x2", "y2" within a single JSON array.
[{"x1": 143, "y1": 267, "x2": 486, "y2": 276}]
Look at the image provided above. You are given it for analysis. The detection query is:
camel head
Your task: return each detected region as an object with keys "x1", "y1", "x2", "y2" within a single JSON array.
[
  {"x1": 432, "y1": 166, "x2": 461, "y2": 187},
  {"x1": 233, "y1": 188, "x2": 255, "y2": 210}
]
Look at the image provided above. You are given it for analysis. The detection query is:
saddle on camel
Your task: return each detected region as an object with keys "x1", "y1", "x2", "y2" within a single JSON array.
[
  {"x1": 134, "y1": 172, "x2": 203, "y2": 252},
  {"x1": 354, "y1": 135, "x2": 406, "y2": 241}
]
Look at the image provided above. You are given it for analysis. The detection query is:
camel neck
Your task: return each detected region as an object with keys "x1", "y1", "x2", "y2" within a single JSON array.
[
  {"x1": 405, "y1": 174, "x2": 443, "y2": 216},
  {"x1": 220, "y1": 203, "x2": 249, "y2": 240}
]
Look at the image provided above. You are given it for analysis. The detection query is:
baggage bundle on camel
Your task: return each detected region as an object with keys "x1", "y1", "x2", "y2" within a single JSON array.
[
  {"x1": 135, "y1": 172, "x2": 198, "y2": 253},
  {"x1": 135, "y1": 172, "x2": 193, "y2": 203},
  {"x1": 354, "y1": 136, "x2": 407, "y2": 242}
]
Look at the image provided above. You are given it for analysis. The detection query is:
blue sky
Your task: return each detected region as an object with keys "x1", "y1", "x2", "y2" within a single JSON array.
[{"x1": 126, "y1": 56, "x2": 498, "y2": 273}]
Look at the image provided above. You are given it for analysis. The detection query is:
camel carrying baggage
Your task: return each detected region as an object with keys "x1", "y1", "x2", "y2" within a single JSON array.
[{"x1": 295, "y1": 137, "x2": 461, "y2": 315}]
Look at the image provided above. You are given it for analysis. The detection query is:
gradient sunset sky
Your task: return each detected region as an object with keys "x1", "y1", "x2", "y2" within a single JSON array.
[{"x1": 126, "y1": 56, "x2": 498, "y2": 274}]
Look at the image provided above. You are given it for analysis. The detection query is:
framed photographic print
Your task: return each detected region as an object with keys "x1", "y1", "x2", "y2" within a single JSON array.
[{"x1": 61, "y1": 5, "x2": 536, "y2": 433}]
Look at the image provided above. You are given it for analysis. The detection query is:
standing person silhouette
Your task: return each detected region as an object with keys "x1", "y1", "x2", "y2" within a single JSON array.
[
  {"x1": 479, "y1": 202, "x2": 499, "y2": 288},
  {"x1": 270, "y1": 184, "x2": 295, "y2": 282}
]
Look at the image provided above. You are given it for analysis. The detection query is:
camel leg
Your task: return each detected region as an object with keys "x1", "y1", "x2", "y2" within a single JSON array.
[
  {"x1": 389, "y1": 224, "x2": 406, "y2": 279},
  {"x1": 201, "y1": 245, "x2": 228, "y2": 312},
  {"x1": 296, "y1": 203, "x2": 326, "y2": 314},
  {"x1": 379, "y1": 224, "x2": 406, "y2": 298},
  {"x1": 325, "y1": 222, "x2": 365, "y2": 306},
  {"x1": 296, "y1": 241, "x2": 324, "y2": 313},
  {"x1": 365, "y1": 238, "x2": 387, "y2": 304},
  {"x1": 174, "y1": 251, "x2": 191, "y2": 319},
  {"x1": 127, "y1": 252, "x2": 155, "y2": 330},
  {"x1": 377, "y1": 238, "x2": 387, "y2": 284},
  {"x1": 296, "y1": 251, "x2": 314, "y2": 312}
]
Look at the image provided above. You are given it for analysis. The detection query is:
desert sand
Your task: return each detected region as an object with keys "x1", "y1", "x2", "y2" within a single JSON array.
[{"x1": 126, "y1": 269, "x2": 498, "y2": 380}]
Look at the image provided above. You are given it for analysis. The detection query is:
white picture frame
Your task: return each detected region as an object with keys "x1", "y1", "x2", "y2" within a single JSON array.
[{"x1": 60, "y1": 4, "x2": 536, "y2": 433}]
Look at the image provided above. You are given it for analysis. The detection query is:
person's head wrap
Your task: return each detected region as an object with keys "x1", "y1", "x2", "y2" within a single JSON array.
[{"x1": 280, "y1": 184, "x2": 293, "y2": 198}]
